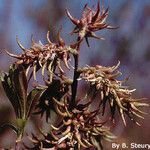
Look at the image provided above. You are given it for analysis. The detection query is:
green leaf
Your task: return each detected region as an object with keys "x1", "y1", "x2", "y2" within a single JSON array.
[
  {"x1": 0, "y1": 65, "x2": 28, "y2": 119},
  {"x1": 0, "y1": 123, "x2": 18, "y2": 134},
  {"x1": 0, "y1": 72, "x2": 21, "y2": 117},
  {"x1": 26, "y1": 88, "x2": 45, "y2": 118},
  {"x1": 0, "y1": 117, "x2": 27, "y2": 143},
  {"x1": 9, "y1": 65, "x2": 28, "y2": 118}
]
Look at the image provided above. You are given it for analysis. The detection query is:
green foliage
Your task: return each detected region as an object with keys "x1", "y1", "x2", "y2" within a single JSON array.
[{"x1": 0, "y1": 65, "x2": 45, "y2": 141}]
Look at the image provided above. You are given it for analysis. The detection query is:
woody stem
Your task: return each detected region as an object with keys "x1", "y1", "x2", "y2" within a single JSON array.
[{"x1": 70, "y1": 37, "x2": 81, "y2": 109}]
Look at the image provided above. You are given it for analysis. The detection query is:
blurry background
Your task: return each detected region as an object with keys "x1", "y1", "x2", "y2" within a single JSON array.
[{"x1": 0, "y1": 0, "x2": 150, "y2": 149}]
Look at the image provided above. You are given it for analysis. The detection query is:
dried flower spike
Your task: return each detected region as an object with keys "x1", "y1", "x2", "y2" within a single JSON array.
[
  {"x1": 5, "y1": 30, "x2": 78, "y2": 83},
  {"x1": 28, "y1": 97, "x2": 116, "y2": 150},
  {"x1": 66, "y1": 2, "x2": 116, "y2": 46},
  {"x1": 79, "y1": 62, "x2": 149, "y2": 126}
]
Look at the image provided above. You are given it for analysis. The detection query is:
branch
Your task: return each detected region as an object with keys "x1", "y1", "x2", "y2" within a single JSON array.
[{"x1": 70, "y1": 37, "x2": 82, "y2": 109}]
